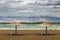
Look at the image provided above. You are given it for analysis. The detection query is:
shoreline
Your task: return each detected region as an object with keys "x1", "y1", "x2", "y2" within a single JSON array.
[{"x1": 0, "y1": 28, "x2": 59, "y2": 30}]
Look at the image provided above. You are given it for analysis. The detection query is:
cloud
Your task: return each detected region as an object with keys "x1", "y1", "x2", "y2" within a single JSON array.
[
  {"x1": 0, "y1": 0, "x2": 60, "y2": 17},
  {"x1": 7, "y1": 2, "x2": 20, "y2": 8},
  {"x1": 0, "y1": 0, "x2": 7, "y2": 4},
  {"x1": 0, "y1": 0, "x2": 7, "y2": 7},
  {"x1": 30, "y1": 0, "x2": 60, "y2": 6},
  {"x1": 18, "y1": 10, "x2": 34, "y2": 12},
  {"x1": 6, "y1": 0, "x2": 36, "y2": 8}
]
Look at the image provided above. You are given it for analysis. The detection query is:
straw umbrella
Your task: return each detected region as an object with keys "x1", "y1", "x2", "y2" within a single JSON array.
[
  {"x1": 8, "y1": 20, "x2": 25, "y2": 35},
  {"x1": 38, "y1": 22, "x2": 53, "y2": 35}
]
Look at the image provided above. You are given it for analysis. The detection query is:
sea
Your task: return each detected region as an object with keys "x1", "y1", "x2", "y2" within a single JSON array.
[{"x1": 0, "y1": 23, "x2": 60, "y2": 30}]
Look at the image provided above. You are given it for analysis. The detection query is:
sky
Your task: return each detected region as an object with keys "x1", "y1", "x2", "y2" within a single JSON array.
[{"x1": 0, "y1": 0, "x2": 60, "y2": 17}]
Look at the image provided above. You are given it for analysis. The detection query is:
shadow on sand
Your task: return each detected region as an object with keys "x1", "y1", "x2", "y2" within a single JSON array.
[{"x1": 0, "y1": 33, "x2": 59, "y2": 36}]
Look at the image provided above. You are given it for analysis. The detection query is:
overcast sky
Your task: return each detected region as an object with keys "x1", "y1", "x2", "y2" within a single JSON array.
[{"x1": 0, "y1": 0, "x2": 60, "y2": 17}]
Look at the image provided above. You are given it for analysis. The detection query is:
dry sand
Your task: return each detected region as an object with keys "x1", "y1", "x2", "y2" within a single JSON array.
[{"x1": 0, "y1": 30, "x2": 60, "y2": 40}]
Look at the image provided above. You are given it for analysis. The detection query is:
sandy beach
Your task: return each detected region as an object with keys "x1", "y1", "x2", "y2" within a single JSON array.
[{"x1": 0, "y1": 30, "x2": 59, "y2": 40}]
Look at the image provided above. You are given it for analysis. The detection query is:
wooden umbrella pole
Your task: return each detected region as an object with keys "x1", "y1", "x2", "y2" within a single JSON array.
[
  {"x1": 46, "y1": 26, "x2": 48, "y2": 35},
  {"x1": 15, "y1": 25, "x2": 17, "y2": 34}
]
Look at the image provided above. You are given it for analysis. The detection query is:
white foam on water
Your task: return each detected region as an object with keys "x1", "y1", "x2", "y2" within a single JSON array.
[{"x1": 0, "y1": 28, "x2": 60, "y2": 30}]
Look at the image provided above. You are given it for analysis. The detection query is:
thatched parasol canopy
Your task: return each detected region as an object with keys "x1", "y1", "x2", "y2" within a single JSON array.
[
  {"x1": 38, "y1": 22, "x2": 53, "y2": 27},
  {"x1": 8, "y1": 20, "x2": 25, "y2": 27}
]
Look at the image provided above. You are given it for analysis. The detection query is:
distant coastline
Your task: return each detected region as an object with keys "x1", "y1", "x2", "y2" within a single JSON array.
[{"x1": 0, "y1": 16, "x2": 60, "y2": 22}]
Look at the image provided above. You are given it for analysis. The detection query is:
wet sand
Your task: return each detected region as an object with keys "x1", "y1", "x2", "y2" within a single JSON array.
[{"x1": 0, "y1": 30, "x2": 60, "y2": 40}]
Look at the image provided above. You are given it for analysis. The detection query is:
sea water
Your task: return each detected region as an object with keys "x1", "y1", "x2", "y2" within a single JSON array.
[{"x1": 0, "y1": 24, "x2": 60, "y2": 30}]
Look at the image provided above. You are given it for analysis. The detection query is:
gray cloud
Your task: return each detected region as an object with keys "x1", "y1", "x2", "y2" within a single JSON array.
[{"x1": 0, "y1": 0, "x2": 60, "y2": 17}]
